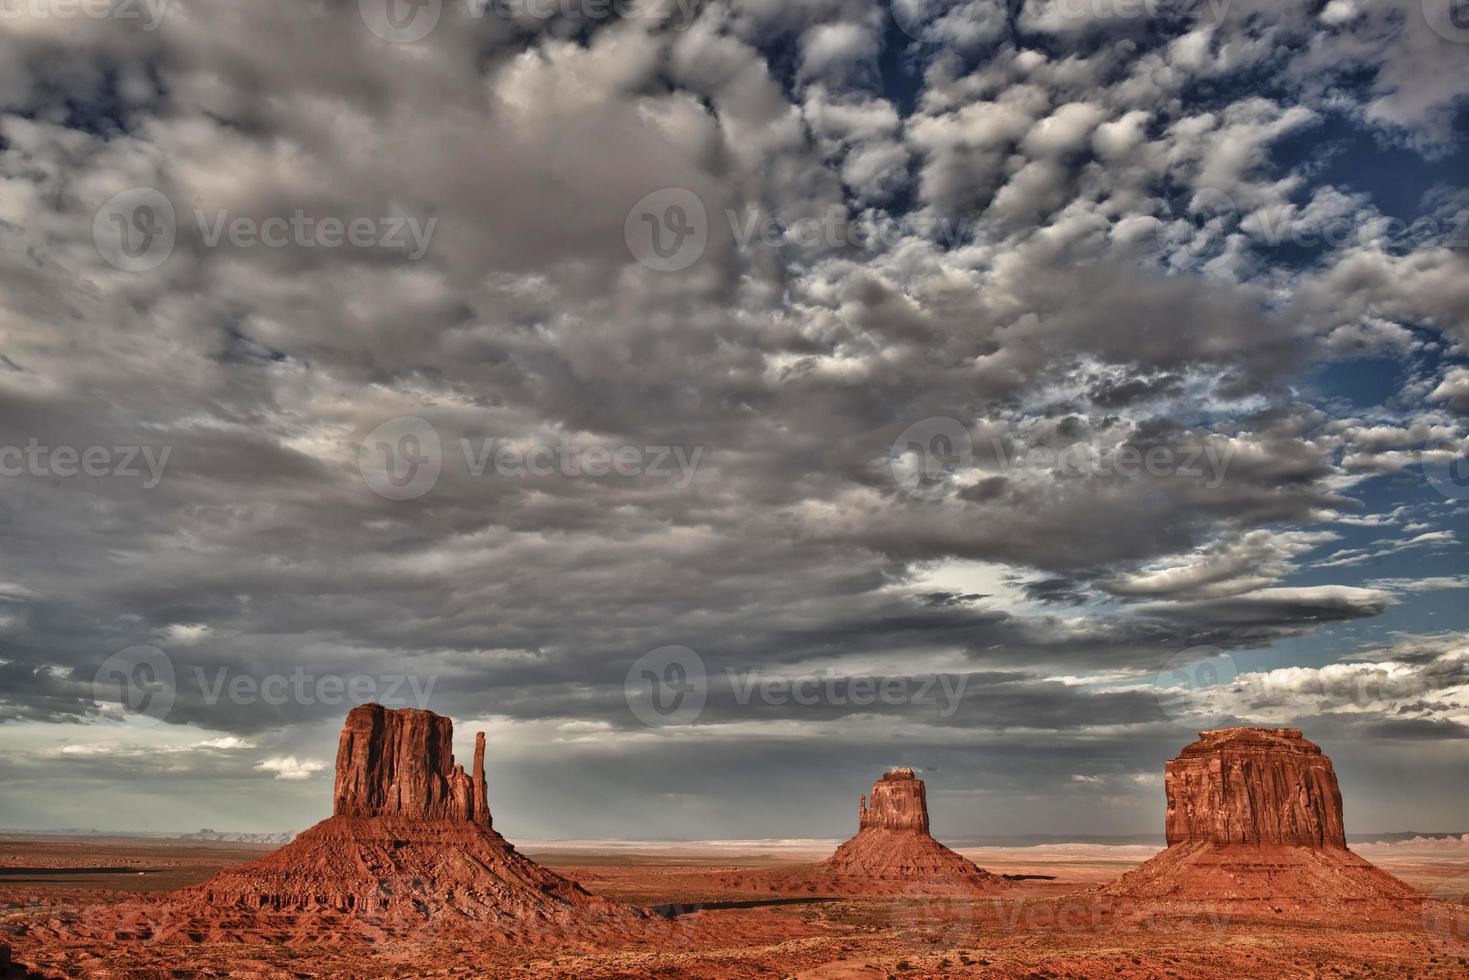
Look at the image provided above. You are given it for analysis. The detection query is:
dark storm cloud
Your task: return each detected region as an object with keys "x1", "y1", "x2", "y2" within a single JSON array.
[
  {"x1": 1086, "y1": 372, "x2": 1184, "y2": 410},
  {"x1": 1020, "y1": 578, "x2": 1089, "y2": 605},
  {"x1": 1138, "y1": 587, "x2": 1393, "y2": 626},
  {"x1": 0, "y1": 658, "x2": 94, "y2": 724}
]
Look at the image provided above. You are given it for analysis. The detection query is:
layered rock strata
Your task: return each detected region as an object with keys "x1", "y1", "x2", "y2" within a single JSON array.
[{"x1": 1164, "y1": 727, "x2": 1346, "y2": 848}]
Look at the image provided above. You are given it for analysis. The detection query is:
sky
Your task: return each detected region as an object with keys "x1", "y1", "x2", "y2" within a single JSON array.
[{"x1": 1, "y1": 0, "x2": 1468, "y2": 841}]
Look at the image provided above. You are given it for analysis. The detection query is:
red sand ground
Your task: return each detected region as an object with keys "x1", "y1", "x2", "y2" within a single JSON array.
[{"x1": 4, "y1": 835, "x2": 1468, "y2": 978}]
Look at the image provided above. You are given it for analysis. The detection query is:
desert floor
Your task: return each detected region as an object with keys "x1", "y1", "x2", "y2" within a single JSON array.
[{"x1": 2, "y1": 834, "x2": 1467, "y2": 978}]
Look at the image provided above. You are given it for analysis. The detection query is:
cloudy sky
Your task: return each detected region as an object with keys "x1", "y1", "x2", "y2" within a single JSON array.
[{"x1": 2, "y1": 0, "x2": 1468, "y2": 841}]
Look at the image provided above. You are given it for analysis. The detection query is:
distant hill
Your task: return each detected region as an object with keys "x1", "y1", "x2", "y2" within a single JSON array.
[
  {"x1": 177, "y1": 829, "x2": 296, "y2": 844},
  {"x1": 1348, "y1": 831, "x2": 1469, "y2": 844},
  {"x1": 946, "y1": 834, "x2": 1165, "y2": 847},
  {"x1": 0, "y1": 827, "x2": 294, "y2": 844}
]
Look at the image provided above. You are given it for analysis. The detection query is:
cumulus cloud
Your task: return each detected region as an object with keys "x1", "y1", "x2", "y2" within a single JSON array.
[
  {"x1": 1104, "y1": 530, "x2": 1339, "y2": 600},
  {"x1": 1431, "y1": 368, "x2": 1469, "y2": 414},
  {"x1": 256, "y1": 757, "x2": 326, "y2": 781},
  {"x1": 1161, "y1": 633, "x2": 1469, "y2": 732}
]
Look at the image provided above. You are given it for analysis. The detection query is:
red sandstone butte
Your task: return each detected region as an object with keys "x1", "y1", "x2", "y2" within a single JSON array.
[
  {"x1": 856, "y1": 766, "x2": 930, "y2": 832},
  {"x1": 332, "y1": 703, "x2": 492, "y2": 825},
  {"x1": 1104, "y1": 728, "x2": 1419, "y2": 914},
  {"x1": 40, "y1": 704, "x2": 642, "y2": 945},
  {"x1": 725, "y1": 768, "x2": 1010, "y2": 897},
  {"x1": 1165, "y1": 726, "x2": 1346, "y2": 848}
]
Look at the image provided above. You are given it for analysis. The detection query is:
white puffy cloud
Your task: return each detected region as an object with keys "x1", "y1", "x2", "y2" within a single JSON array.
[
  {"x1": 1431, "y1": 368, "x2": 1469, "y2": 414},
  {"x1": 256, "y1": 756, "x2": 326, "y2": 781}
]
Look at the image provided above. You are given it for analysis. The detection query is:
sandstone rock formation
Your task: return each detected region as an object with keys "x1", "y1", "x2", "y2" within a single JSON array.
[
  {"x1": 1103, "y1": 728, "x2": 1419, "y2": 915},
  {"x1": 1165, "y1": 727, "x2": 1346, "y2": 848},
  {"x1": 724, "y1": 768, "x2": 1009, "y2": 897},
  {"x1": 332, "y1": 705, "x2": 492, "y2": 824},
  {"x1": 40, "y1": 704, "x2": 642, "y2": 945},
  {"x1": 858, "y1": 768, "x2": 929, "y2": 832}
]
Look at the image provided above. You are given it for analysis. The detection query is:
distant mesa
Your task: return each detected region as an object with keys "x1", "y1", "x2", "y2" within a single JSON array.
[
  {"x1": 723, "y1": 767, "x2": 1011, "y2": 897},
  {"x1": 1103, "y1": 728, "x2": 1421, "y2": 915},
  {"x1": 36, "y1": 704, "x2": 643, "y2": 945},
  {"x1": 177, "y1": 829, "x2": 295, "y2": 845}
]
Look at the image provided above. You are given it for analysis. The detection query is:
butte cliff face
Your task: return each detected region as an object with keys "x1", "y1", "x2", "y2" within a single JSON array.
[
  {"x1": 42, "y1": 704, "x2": 641, "y2": 946},
  {"x1": 725, "y1": 767, "x2": 1009, "y2": 897},
  {"x1": 1164, "y1": 728, "x2": 1346, "y2": 848},
  {"x1": 1104, "y1": 727, "x2": 1418, "y2": 914},
  {"x1": 332, "y1": 704, "x2": 493, "y2": 825},
  {"x1": 858, "y1": 767, "x2": 930, "y2": 834}
]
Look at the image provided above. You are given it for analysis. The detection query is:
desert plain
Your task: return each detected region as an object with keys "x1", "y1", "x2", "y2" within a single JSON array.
[{"x1": 3, "y1": 832, "x2": 1468, "y2": 978}]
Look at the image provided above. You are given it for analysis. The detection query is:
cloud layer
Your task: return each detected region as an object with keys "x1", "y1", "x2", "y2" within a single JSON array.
[{"x1": 0, "y1": 0, "x2": 1466, "y2": 836}]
